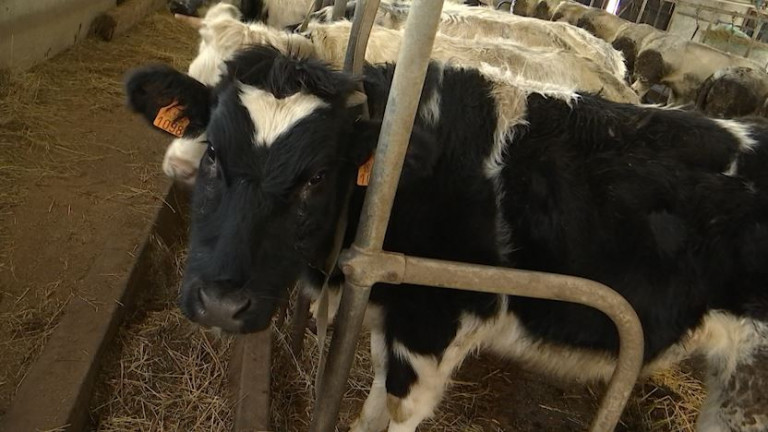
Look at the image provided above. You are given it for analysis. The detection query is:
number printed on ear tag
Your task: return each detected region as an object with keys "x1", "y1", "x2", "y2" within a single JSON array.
[{"x1": 153, "y1": 101, "x2": 190, "y2": 137}]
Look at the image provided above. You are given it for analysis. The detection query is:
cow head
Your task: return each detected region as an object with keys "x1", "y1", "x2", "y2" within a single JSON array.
[
  {"x1": 632, "y1": 50, "x2": 665, "y2": 99},
  {"x1": 125, "y1": 47, "x2": 377, "y2": 333}
]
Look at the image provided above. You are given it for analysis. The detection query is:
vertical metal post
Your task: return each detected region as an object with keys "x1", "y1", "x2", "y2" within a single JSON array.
[
  {"x1": 636, "y1": 0, "x2": 649, "y2": 23},
  {"x1": 727, "y1": 13, "x2": 736, "y2": 53},
  {"x1": 652, "y1": 0, "x2": 663, "y2": 28},
  {"x1": 746, "y1": 16, "x2": 763, "y2": 58},
  {"x1": 666, "y1": 3, "x2": 678, "y2": 31},
  {"x1": 332, "y1": 0, "x2": 348, "y2": 20},
  {"x1": 308, "y1": 1, "x2": 445, "y2": 431},
  {"x1": 343, "y1": 0, "x2": 381, "y2": 75}
]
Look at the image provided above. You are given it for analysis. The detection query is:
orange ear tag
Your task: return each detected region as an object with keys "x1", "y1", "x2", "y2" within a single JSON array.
[
  {"x1": 357, "y1": 156, "x2": 374, "y2": 186},
  {"x1": 153, "y1": 101, "x2": 190, "y2": 137}
]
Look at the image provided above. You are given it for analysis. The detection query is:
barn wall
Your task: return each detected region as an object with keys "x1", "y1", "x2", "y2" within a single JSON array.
[{"x1": 0, "y1": 0, "x2": 116, "y2": 70}]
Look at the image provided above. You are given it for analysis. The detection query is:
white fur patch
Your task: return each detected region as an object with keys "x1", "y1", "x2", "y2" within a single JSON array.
[
  {"x1": 388, "y1": 338, "x2": 470, "y2": 430},
  {"x1": 263, "y1": 0, "x2": 313, "y2": 29},
  {"x1": 350, "y1": 330, "x2": 391, "y2": 432},
  {"x1": 715, "y1": 119, "x2": 758, "y2": 177},
  {"x1": 417, "y1": 63, "x2": 443, "y2": 127},
  {"x1": 238, "y1": 84, "x2": 328, "y2": 147},
  {"x1": 716, "y1": 119, "x2": 759, "y2": 153},
  {"x1": 163, "y1": 135, "x2": 208, "y2": 183}
]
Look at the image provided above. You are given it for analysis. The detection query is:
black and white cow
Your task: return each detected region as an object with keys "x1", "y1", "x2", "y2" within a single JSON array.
[
  {"x1": 168, "y1": 0, "x2": 313, "y2": 27},
  {"x1": 697, "y1": 67, "x2": 768, "y2": 120},
  {"x1": 125, "y1": 46, "x2": 768, "y2": 431}
]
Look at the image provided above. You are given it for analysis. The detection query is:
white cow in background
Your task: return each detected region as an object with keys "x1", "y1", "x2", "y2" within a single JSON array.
[{"x1": 161, "y1": 3, "x2": 637, "y2": 185}]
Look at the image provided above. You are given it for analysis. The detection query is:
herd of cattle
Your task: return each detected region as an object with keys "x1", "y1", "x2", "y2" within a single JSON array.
[
  {"x1": 519, "y1": 0, "x2": 768, "y2": 118},
  {"x1": 124, "y1": 0, "x2": 768, "y2": 431}
]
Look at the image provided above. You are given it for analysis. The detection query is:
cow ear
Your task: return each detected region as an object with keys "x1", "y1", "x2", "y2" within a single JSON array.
[
  {"x1": 124, "y1": 64, "x2": 212, "y2": 138},
  {"x1": 348, "y1": 120, "x2": 440, "y2": 187},
  {"x1": 347, "y1": 119, "x2": 380, "y2": 167}
]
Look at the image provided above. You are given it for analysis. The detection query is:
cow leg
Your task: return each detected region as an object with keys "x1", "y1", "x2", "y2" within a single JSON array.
[
  {"x1": 350, "y1": 330, "x2": 390, "y2": 432},
  {"x1": 697, "y1": 320, "x2": 768, "y2": 432},
  {"x1": 384, "y1": 339, "x2": 474, "y2": 432}
]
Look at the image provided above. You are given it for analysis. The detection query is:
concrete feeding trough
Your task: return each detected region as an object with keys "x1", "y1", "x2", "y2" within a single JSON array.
[{"x1": 0, "y1": 185, "x2": 272, "y2": 432}]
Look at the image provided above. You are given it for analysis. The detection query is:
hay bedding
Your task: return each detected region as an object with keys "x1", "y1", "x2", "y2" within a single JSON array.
[
  {"x1": 0, "y1": 11, "x2": 198, "y2": 417},
  {"x1": 89, "y1": 239, "x2": 705, "y2": 432},
  {"x1": 90, "y1": 239, "x2": 234, "y2": 432},
  {"x1": 272, "y1": 310, "x2": 706, "y2": 432}
]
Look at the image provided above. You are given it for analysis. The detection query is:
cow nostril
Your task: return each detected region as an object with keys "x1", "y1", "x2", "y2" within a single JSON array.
[{"x1": 197, "y1": 284, "x2": 251, "y2": 321}]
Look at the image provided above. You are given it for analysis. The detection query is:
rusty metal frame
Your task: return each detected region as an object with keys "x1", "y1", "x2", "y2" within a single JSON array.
[
  {"x1": 309, "y1": 1, "x2": 646, "y2": 431},
  {"x1": 658, "y1": 0, "x2": 768, "y2": 60}
]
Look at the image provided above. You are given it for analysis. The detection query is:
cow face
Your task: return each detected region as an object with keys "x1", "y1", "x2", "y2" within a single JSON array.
[{"x1": 125, "y1": 47, "x2": 375, "y2": 333}]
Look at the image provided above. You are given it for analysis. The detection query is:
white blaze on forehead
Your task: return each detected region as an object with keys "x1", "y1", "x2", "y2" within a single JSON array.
[{"x1": 238, "y1": 85, "x2": 329, "y2": 147}]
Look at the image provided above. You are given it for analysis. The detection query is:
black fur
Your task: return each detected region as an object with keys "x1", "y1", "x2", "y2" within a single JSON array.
[
  {"x1": 611, "y1": 36, "x2": 637, "y2": 81},
  {"x1": 504, "y1": 94, "x2": 768, "y2": 357},
  {"x1": 240, "y1": 0, "x2": 266, "y2": 22},
  {"x1": 125, "y1": 47, "x2": 768, "y2": 401},
  {"x1": 635, "y1": 49, "x2": 665, "y2": 87}
]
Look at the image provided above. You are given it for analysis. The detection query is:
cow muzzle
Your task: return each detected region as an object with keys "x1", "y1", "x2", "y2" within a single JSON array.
[{"x1": 186, "y1": 281, "x2": 254, "y2": 332}]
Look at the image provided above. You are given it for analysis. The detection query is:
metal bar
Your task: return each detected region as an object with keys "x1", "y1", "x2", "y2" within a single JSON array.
[
  {"x1": 309, "y1": 2, "x2": 445, "y2": 431},
  {"x1": 352, "y1": 3, "x2": 443, "y2": 252},
  {"x1": 746, "y1": 16, "x2": 763, "y2": 58},
  {"x1": 666, "y1": 2, "x2": 678, "y2": 31},
  {"x1": 332, "y1": 0, "x2": 347, "y2": 21},
  {"x1": 652, "y1": 0, "x2": 663, "y2": 28},
  {"x1": 636, "y1": 0, "x2": 649, "y2": 23},
  {"x1": 343, "y1": 0, "x2": 381, "y2": 121},
  {"x1": 727, "y1": 13, "x2": 736, "y2": 53},
  {"x1": 337, "y1": 248, "x2": 645, "y2": 432},
  {"x1": 308, "y1": 279, "x2": 370, "y2": 431},
  {"x1": 663, "y1": 0, "x2": 768, "y2": 22},
  {"x1": 344, "y1": 0, "x2": 381, "y2": 75},
  {"x1": 400, "y1": 257, "x2": 644, "y2": 432}
]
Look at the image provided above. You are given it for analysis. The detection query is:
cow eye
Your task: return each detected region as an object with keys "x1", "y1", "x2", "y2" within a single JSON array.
[
  {"x1": 204, "y1": 145, "x2": 220, "y2": 179},
  {"x1": 205, "y1": 145, "x2": 216, "y2": 163},
  {"x1": 307, "y1": 170, "x2": 326, "y2": 186}
]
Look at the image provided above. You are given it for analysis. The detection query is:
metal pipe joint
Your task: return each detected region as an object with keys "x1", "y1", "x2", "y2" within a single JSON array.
[{"x1": 339, "y1": 246, "x2": 405, "y2": 287}]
